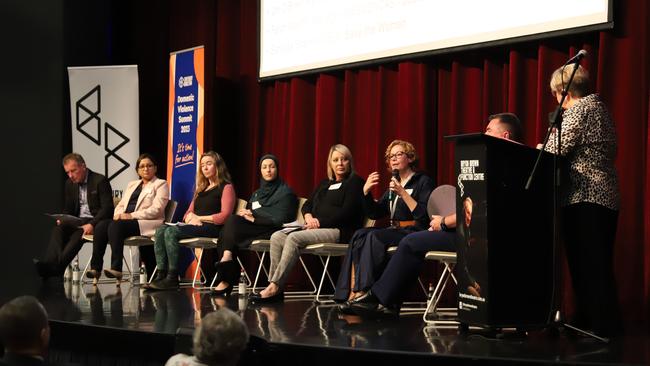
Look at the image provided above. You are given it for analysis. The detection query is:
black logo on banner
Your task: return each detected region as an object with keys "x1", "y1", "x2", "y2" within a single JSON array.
[
  {"x1": 76, "y1": 85, "x2": 101, "y2": 145},
  {"x1": 104, "y1": 122, "x2": 130, "y2": 181},
  {"x1": 75, "y1": 84, "x2": 130, "y2": 181}
]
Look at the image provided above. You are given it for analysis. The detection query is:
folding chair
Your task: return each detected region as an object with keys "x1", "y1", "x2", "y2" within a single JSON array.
[
  {"x1": 123, "y1": 200, "x2": 177, "y2": 284},
  {"x1": 247, "y1": 198, "x2": 312, "y2": 294},
  {"x1": 301, "y1": 217, "x2": 375, "y2": 303},
  {"x1": 422, "y1": 250, "x2": 457, "y2": 325},
  {"x1": 80, "y1": 200, "x2": 178, "y2": 285},
  {"x1": 420, "y1": 184, "x2": 458, "y2": 325},
  {"x1": 179, "y1": 198, "x2": 247, "y2": 290}
]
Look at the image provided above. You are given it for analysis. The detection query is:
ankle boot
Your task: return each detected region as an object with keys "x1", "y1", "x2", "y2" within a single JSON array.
[
  {"x1": 149, "y1": 270, "x2": 179, "y2": 290},
  {"x1": 154, "y1": 269, "x2": 168, "y2": 281}
]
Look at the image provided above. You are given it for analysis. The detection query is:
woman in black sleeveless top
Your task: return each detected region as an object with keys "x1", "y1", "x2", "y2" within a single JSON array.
[{"x1": 149, "y1": 151, "x2": 236, "y2": 290}]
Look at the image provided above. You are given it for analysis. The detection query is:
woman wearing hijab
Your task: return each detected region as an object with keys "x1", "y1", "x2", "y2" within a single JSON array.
[
  {"x1": 211, "y1": 154, "x2": 298, "y2": 295},
  {"x1": 250, "y1": 144, "x2": 365, "y2": 303}
]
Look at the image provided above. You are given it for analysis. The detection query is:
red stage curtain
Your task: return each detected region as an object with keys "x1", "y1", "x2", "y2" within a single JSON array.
[{"x1": 209, "y1": 0, "x2": 649, "y2": 330}]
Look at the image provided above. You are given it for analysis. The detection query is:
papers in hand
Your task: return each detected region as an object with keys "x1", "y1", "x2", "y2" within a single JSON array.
[
  {"x1": 45, "y1": 213, "x2": 84, "y2": 226},
  {"x1": 282, "y1": 220, "x2": 303, "y2": 228},
  {"x1": 280, "y1": 220, "x2": 304, "y2": 233},
  {"x1": 165, "y1": 222, "x2": 190, "y2": 227}
]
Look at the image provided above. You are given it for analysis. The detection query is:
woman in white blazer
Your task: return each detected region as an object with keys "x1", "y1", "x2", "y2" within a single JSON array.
[{"x1": 86, "y1": 153, "x2": 170, "y2": 282}]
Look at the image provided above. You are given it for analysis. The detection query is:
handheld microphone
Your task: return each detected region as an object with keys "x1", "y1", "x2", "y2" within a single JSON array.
[
  {"x1": 564, "y1": 49, "x2": 587, "y2": 65},
  {"x1": 389, "y1": 169, "x2": 400, "y2": 201}
]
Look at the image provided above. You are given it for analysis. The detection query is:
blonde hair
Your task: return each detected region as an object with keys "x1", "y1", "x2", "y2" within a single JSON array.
[
  {"x1": 384, "y1": 139, "x2": 418, "y2": 170},
  {"x1": 327, "y1": 144, "x2": 355, "y2": 180},
  {"x1": 195, "y1": 151, "x2": 232, "y2": 198},
  {"x1": 549, "y1": 64, "x2": 591, "y2": 98}
]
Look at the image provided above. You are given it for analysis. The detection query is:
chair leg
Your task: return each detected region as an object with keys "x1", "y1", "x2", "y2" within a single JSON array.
[
  {"x1": 317, "y1": 256, "x2": 336, "y2": 290},
  {"x1": 315, "y1": 255, "x2": 333, "y2": 303},
  {"x1": 299, "y1": 256, "x2": 318, "y2": 294},
  {"x1": 423, "y1": 262, "x2": 458, "y2": 325},
  {"x1": 191, "y1": 249, "x2": 204, "y2": 289},
  {"x1": 80, "y1": 254, "x2": 92, "y2": 284},
  {"x1": 252, "y1": 251, "x2": 270, "y2": 293},
  {"x1": 285, "y1": 256, "x2": 318, "y2": 298},
  {"x1": 148, "y1": 266, "x2": 158, "y2": 284}
]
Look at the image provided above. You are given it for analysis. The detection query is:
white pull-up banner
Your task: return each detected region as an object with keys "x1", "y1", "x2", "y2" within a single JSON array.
[{"x1": 67, "y1": 65, "x2": 140, "y2": 198}]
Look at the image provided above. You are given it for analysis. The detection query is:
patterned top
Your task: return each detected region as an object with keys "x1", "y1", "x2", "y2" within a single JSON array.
[{"x1": 545, "y1": 94, "x2": 619, "y2": 210}]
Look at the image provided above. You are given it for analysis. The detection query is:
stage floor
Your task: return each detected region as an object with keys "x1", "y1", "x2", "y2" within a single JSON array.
[{"x1": 36, "y1": 279, "x2": 648, "y2": 366}]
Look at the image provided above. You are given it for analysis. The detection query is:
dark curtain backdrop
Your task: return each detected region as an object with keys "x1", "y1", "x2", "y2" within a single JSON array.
[{"x1": 161, "y1": 0, "x2": 649, "y2": 330}]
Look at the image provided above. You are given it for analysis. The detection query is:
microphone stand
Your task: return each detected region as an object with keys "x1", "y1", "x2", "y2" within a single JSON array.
[{"x1": 525, "y1": 62, "x2": 609, "y2": 343}]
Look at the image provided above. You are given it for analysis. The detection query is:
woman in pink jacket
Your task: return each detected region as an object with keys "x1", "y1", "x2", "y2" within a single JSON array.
[{"x1": 86, "y1": 153, "x2": 169, "y2": 283}]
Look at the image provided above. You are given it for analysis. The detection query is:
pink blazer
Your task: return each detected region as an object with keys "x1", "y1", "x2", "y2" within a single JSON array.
[{"x1": 114, "y1": 177, "x2": 170, "y2": 236}]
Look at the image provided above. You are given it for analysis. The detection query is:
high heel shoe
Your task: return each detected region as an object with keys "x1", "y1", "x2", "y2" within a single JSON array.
[
  {"x1": 211, "y1": 282, "x2": 233, "y2": 296},
  {"x1": 249, "y1": 291, "x2": 284, "y2": 304},
  {"x1": 103, "y1": 269, "x2": 123, "y2": 285},
  {"x1": 86, "y1": 269, "x2": 101, "y2": 285}
]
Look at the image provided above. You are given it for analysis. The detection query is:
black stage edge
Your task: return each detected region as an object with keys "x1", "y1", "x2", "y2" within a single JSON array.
[{"x1": 35, "y1": 281, "x2": 648, "y2": 366}]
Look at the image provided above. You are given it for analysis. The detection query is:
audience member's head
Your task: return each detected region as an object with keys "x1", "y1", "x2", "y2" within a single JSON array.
[
  {"x1": 193, "y1": 308, "x2": 249, "y2": 366},
  {"x1": 0, "y1": 296, "x2": 50, "y2": 357},
  {"x1": 485, "y1": 113, "x2": 523, "y2": 142}
]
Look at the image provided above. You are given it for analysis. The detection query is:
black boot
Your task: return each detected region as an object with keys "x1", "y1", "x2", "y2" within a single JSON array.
[
  {"x1": 148, "y1": 270, "x2": 179, "y2": 290},
  {"x1": 154, "y1": 269, "x2": 168, "y2": 281}
]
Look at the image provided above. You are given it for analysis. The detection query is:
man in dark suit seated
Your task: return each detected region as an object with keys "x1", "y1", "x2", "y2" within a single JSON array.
[
  {"x1": 34, "y1": 153, "x2": 113, "y2": 278},
  {"x1": 0, "y1": 296, "x2": 51, "y2": 366}
]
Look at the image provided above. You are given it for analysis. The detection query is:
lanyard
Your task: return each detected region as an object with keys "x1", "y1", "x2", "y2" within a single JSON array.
[{"x1": 389, "y1": 172, "x2": 414, "y2": 221}]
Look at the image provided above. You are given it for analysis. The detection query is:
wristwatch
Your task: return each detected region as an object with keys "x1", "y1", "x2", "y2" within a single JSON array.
[{"x1": 440, "y1": 216, "x2": 448, "y2": 231}]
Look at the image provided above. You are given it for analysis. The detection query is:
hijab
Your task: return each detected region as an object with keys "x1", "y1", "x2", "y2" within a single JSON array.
[{"x1": 253, "y1": 154, "x2": 283, "y2": 206}]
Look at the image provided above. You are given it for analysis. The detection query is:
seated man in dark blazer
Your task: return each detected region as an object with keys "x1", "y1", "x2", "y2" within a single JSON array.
[
  {"x1": 0, "y1": 296, "x2": 50, "y2": 366},
  {"x1": 35, "y1": 153, "x2": 113, "y2": 278}
]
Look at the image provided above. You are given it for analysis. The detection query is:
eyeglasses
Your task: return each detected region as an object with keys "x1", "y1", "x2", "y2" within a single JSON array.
[
  {"x1": 387, "y1": 151, "x2": 407, "y2": 160},
  {"x1": 138, "y1": 164, "x2": 155, "y2": 170}
]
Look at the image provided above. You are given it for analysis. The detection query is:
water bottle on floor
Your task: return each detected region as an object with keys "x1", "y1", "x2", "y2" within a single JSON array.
[
  {"x1": 72, "y1": 259, "x2": 81, "y2": 284},
  {"x1": 139, "y1": 262, "x2": 147, "y2": 285},
  {"x1": 238, "y1": 269, "x2": 247, "y2": 296}
]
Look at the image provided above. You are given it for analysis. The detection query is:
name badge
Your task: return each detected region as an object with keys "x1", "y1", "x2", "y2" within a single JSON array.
[
  {"x1": 328, "y1": 183, "x2": 342, "y2": 190},
  {"x1": 252, "y1": 201, "x2": 262, "y2": 210}
]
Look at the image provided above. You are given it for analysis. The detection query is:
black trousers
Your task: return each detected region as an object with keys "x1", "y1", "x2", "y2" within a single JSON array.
[
  {"x1": 91, "y1": 219, "x2": 140, "y2": 271},
  {"x1": 563, "y1": 202, "x2": 621, "y2": 336},
  {"x1": 372, "y1": 230, "x2": 455, "y2": 307},
  {"x1": 44, "y1": 220, "x2": 91, "y2": 274},
  {"x1": 334, "y1": 227, "x2": 417, "y2": 301},
  {"x1": 216, "y1": 215, "x2": 278, "y2": 284}
]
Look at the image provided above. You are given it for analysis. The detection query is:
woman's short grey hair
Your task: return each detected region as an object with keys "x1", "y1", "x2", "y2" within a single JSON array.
[{"x1": 193, "y1": 308, "x2": 249, "y2": 365}]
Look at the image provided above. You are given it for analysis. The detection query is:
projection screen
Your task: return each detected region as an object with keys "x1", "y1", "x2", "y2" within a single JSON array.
[{"x1": 259, "y1": 0, "x2": 612, "y2": 80}]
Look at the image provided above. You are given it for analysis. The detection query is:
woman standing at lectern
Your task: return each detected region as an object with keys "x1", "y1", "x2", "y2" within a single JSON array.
[{"x1": 544, "y1": 64, "x2": 621, "y2": 337}]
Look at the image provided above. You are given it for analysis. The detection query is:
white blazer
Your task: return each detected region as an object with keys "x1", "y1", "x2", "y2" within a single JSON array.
[{"x1": 114, "y1": 177, "x2": 170, "y2": 236}]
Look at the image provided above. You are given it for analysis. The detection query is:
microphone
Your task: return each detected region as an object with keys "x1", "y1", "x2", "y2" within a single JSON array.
[
  {"x1": 389, "y1": 169, "x2": 400, "y2": 201},
  {"x1": 564, "y1": 49, "x2": 587, "y2": 65}
]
